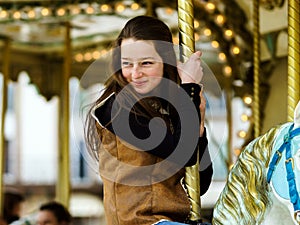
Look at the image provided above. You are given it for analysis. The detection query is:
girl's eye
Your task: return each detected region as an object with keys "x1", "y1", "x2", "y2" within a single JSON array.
[
  {"x1": 141, "y1": 61, "x2": 154, "y2": 66},
  {"x1": 122, "y1": 61, "x2": 132, "y2": 67}
]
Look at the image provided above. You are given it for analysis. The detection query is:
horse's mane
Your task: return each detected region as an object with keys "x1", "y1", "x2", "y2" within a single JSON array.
[{"x1": 212, "y1": 124, "x2": 282, "y2": 225}]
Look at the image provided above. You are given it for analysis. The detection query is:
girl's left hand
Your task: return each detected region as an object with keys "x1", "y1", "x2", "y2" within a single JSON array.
[{"x1": 177, "y1": 51, "x2": 204, "y2": 84}]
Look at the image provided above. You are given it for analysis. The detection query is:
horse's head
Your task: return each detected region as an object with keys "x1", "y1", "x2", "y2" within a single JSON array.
[
  {"x1": 268, "y1": 100, "x2": 300, "y2": 225},
  {"x1": 213, "y1": 101, "x2": 300, "y2": 225}
]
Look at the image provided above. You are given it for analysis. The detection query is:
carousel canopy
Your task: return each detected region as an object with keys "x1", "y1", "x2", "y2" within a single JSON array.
[{"x1": 0, "y1": 0, "x2": 288, "y2": 100}]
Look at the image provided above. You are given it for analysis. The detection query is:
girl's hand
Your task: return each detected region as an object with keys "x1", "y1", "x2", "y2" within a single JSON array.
[{"x1": 177, "y1": 51, "x2": 204, "y2": 84}]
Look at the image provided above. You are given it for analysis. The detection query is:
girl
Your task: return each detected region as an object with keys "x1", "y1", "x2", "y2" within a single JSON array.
[{"x1": 85, "y1": 15, "x2": 213, "y2": 225}]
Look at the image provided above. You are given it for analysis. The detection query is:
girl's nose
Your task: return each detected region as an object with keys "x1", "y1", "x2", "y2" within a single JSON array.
[{"x1": 131, "y1": 64, "x2": 143, "y2": 78}]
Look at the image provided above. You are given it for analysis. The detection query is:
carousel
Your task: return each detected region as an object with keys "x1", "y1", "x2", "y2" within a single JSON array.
[{"x1": 0, "y1": 0, "x2": 299, "y2": 224}]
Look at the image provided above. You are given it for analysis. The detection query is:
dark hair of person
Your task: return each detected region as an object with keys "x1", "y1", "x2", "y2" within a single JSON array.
[
  {"x1": 3, "y1": 192, "x2": 25, "y2": 224},
  {"x1": 85, "y1": 15, "x2": 181, "y2": 159},
  {"x1": 39, "y1": 201, "x2": 72, "y2": 223}
]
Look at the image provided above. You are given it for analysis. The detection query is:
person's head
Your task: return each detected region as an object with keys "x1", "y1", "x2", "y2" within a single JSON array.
[
  {"x1": 85, "y1": 16, "x2": 180, "y2": 155},
  {"x1": 3, "y1": 191, "x2": 25, "y2": 224},
  {"x1": 36, "y1": 201, "x2": 72, "y2": 225},
  {"x1": 109, "y1": 15, "x2": 180, "y2": 94}
]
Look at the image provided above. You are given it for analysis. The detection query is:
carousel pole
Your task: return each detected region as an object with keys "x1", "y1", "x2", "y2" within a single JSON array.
[
  {"x1": 0, "y1": 36, "x2": 10, "y2": 216},
  {"x1": 56, "y1": 21, "x2": 71, "y2": 207},
  {"x1": 177, "y1": 1, "x2": 203, "y2": 224},
  {"x1": 287, "y1": 0, "x2": 300, "y2": 121},
  {"x1": 253, "y1": 0, "x2": 261, "y2": 138}
]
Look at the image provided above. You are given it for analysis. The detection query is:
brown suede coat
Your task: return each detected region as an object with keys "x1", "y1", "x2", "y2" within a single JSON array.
[{"x1": 98, "y1": 128, "x2": 191, "y2": 225}]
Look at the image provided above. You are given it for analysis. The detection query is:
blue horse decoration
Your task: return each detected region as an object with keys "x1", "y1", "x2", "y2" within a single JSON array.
[{"x1": 213, "y1": 101, "x2": 300, "y2": 225}]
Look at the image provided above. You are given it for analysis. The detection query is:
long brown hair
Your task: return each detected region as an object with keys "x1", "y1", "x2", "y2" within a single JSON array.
[{"x1": 85, "y1": 15, "x2": 180, "y2": 158}]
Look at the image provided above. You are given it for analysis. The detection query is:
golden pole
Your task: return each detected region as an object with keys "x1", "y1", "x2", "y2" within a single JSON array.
[
  {"x1": 287, "y1": 0, "x2": 300, "y2": 121},
  {"x1": 178, "y1": 0, "x2": 202, "y2": 222},
  {"x1": 56, "y1": 21, "x2": 71, "y2": 207},
  {"x1": 253, "y1": 0, "x2": 261, "y2": 138},
  {"x1": 0, "y1": 37, "x2": 10, "y2": 215},
  {"x1": 178, "y1": 0, "x2": 195, "y2": 61}
]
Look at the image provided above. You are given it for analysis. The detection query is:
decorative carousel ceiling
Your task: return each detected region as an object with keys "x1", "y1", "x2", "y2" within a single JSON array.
[{"x1": 0, "y1": 0, "x2": 288, "y2": 100}]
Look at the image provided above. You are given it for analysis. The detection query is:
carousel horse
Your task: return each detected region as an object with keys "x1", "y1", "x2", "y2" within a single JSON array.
[{"x1": 212, "y1": 100, "x2": 300, "y2": 225}]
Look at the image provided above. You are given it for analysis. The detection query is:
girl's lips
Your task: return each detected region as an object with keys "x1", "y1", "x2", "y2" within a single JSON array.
[{"x1": 132, "y1": 81, "x2": 147, "y2": 86}]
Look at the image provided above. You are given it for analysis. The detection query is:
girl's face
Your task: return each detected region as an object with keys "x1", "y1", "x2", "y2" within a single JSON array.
[{"x1": 121, "y1": 38, "x2": 164, "y2": 94}]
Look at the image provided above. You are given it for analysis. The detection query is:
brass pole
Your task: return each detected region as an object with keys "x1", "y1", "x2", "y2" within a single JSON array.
[
  {"x1": 178, "y1": 0, "x2": 195, "y2": 61},
  {"x1": 145, "y1": 0, "x2": 154, "y2": 16},
  {"x1": 178, "y1": 0, "x2": 202, "y2": 222},
  {"x1": 253, "y1": 0, "x2": 261, "y2": 138},
  {"x1": 56, "y1": 21, "x2": 71, "y2": 207},
  {"x1": 287, "y1": 0, "x2": 300, "y2": 121},
  {"x1": 0, "y1": 37, "x2": 10, "y2": 215}
]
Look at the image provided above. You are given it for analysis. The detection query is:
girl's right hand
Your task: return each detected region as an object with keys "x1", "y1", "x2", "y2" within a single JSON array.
[{"x1": 177, "y1": 51, "x2": 204, "y2": 84}]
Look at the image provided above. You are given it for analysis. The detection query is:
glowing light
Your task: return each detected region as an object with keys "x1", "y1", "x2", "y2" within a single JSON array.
[
  {"x1": 243, "y1": 95, "x2": 253, "y2": 105},
  {"x1": 241, "y1": 114, "x2": 249, "y2": 122},
  {"x1": 75, "y1": 53, "x2": 83, "y2": 62},
  {"x1": 0, "y1": 10, "x2": 8, "y2": 19},
  {"x1": 194, "y1": 20, "x2": 200, "y2": 29},
  {"x1": 115, "y1": 3, "x2": 125, "y2": 12},
  {"x1": 203, "y1": 28, "x2": 211, "y2": 36},
  {"x1": 234, "y1": 148, "x2": 241, "y2": 156},
  {"x1": 100, "y1": 4, "x2": 110, "y2": 12},
  {"x1": 206, "y1": 3, "x2": 215, "y2": 12},
  {"x1": 57, "y1": 8, "x2": 66, "y2": 16},
  {"x1": 13, "y1": 11, "x2": 21, "y2": 19},
  {"x1": 215, "y1": 14, "x2": 225, "y2": 25},
  {"x1": 41, "y1": 7, "x2": 51, "y2": 16},
  {"x1": 70, "y1": 5, "x2": 81, "y2": 15},
  {"x1": 131, "y1": 3, "x2": 140, "y2": 10},
  {"x1": 218, "y1": 52, "x2": 226, "y2": 62},
  {"x1": 232, "y1": 46, "x2": 240, "y2": 55},
  {"x1": 85, "y1": 6, "x2": 95, "y2": 14},
  {"x1": 223, "y1": 65, "x2": 232, "y2": 77},
  {"x1": 27, "y1": 9, "x2": 36, "y2": 19},
  {"x1": 225, "y1": 29, "x2": 233, "y2": 38},
  {"x1": 195, "y1": 33, "x2": 200, "y2": 41},
  {"x1": 92, "y1": 50, "x2": 100, "y2": 59},
  {"x1": 238, "y1": 130, "x2": 247, "y2": 138},
  {"x1": 84, "y1": 52, "x2": 92, "y2": 61},
  {"x1": 211, "y1": 40, "x2": 219, "y2": 48}
]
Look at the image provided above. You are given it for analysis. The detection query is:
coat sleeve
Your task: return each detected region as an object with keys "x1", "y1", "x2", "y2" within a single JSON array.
[{"x1": 180, "y1": 84, "x2": 213, "y2": 195}]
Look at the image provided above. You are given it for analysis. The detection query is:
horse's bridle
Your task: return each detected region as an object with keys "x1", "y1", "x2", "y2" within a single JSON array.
[{"x1": 267, "y1": 123, "x2": 300, "y2": 224}]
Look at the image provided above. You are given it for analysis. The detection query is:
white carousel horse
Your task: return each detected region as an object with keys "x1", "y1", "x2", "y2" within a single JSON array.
[{"x1": 212, "y1": 100, "x2": 300, "y2": 225}]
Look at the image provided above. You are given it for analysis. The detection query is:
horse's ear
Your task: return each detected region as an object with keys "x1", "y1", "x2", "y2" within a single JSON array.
[{"x1": 294, "y1": 100, "x2": 300, "y2": 128}]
